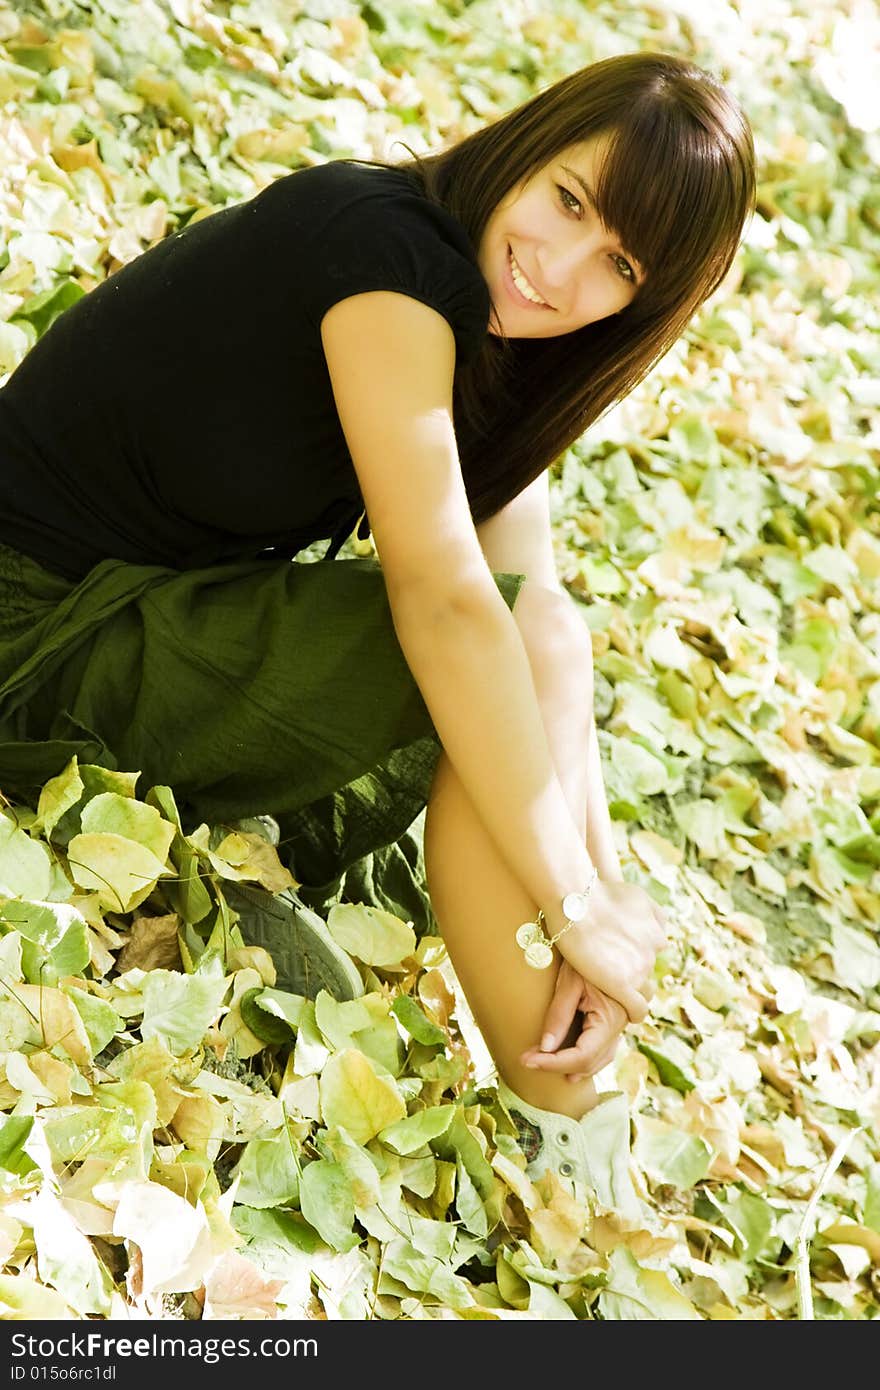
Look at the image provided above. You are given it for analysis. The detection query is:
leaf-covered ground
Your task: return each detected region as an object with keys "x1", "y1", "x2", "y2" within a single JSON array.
[{"x1": 0, "y1": 0, "x2": 878, "y2": 1320}]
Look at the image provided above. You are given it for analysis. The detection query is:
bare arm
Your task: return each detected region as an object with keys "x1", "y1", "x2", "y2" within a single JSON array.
[
  {"x1": 477, "y1": 474, "x2": 624, "y2": 883},
  {"x1": 320, "y1": 291, "x2": 594, "y2": 931}
]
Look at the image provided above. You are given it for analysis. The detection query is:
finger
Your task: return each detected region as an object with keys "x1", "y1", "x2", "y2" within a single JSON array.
[
  {"x1": 523, "y1": 1016, "x2": 618, "y2": 1075},
  {"x1": 620, "y1": 987, "x2": 649, "y2": 1024},
  {"x1": 579, "y1": 979, "x2": 628, "y2": 1023},
  {"x1": 536, "y1": 965, "x2": 583, "y2": 1053},
  {"x1": 566, "y1": 1044, "x2": 617, "y2": 1081},
  {"x1": 525, "y1": 1042, "x2": 601, "y2": 1074},
  {"x1": 639, "y1": 979, "x2": 656, "y2": 1003}
]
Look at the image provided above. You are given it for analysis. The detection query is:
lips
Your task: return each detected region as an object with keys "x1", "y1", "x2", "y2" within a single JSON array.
[{"x1": 506, "y1": 245, "x2": 552, "y2": 310}]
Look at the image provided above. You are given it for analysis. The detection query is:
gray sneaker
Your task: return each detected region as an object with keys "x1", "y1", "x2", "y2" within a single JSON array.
[{"x1": 223, "y1": 881, "x2": 364, "y2": 1002}]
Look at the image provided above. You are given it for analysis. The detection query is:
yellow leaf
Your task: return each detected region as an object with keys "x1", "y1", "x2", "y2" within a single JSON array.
[
  {"x1": 66, "y1": 833, "x2": 170, "y2": 913},
  {"x1": 172, "y1": 1094, "x2": 227, "y2": 1159},
  {"x1": 821, "y1": 1221, "x2": 880, "y2": 1264},
  {"x1": 530, "y1": 1168, "x2": 590, "y2": 1262},
  {"x1": 28, "y1": 1051, "x2": 73, "y2": 1105},
  {"x1": 319, "y1": 1048, "x2": 406, "y2": 1144},
  {"x1": 15, "y1": 983, "x2": 92, "y2": 1066},
  {"x1": 327, "y1": 904, "x2": 416, "y2": 967}
]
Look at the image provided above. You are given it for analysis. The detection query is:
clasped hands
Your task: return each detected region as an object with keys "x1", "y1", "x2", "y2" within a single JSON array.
[{"x1": 520, "y1": 878, "x2": 667, "y2": 1083}]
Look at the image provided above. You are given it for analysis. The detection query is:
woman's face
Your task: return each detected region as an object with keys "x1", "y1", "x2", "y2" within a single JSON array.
[{"x1": 477, "y1": 134, "x2": 645, "y2": 339}]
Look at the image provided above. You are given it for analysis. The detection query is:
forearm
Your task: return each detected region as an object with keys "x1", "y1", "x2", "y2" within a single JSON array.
[
  {"x1": 392, "y1": 580, "x2": 594, "y2": 924},
  {"x1": 585, "y1": 715, "x2": 624, "y2": 883}
]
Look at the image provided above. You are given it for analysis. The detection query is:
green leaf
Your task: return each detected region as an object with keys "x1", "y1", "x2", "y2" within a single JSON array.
[
  {"x1": 577, "y1": 554, "x2": 627, "y2": 596},
  {"x1": 579, "y1": 1094, "x2": 642, "y2": 1220},
  {"x1": 164, "y1": 839, "x2": 214, "y2": 926},
  {"x1": 231, "y1": 1205, "x2": 321, "y2": 1254},
  {"x1": 863, "y1": 1163, "x2": 880, "y2": 1235},
  {"x1": 28, "y1": 1190, "x2": 113, "y2": 1316},
  {"x1": 250, "y1": 987, "x2": 307, "y2": 1032},
  {"x1": 600, "y1": 1247, "x2": 701, "y2": 1320},
  {"x1": 379, "y1": 1105, "x2": 454, "y2": 1155},
  {"x1": 235, "y1": 1129, "x2": 301, "y2": 1209},
  {"x1": 293, "y1": 1001, "x2": 330, "y2": 1077},
  {"x1": 528, "y1": 1280, "x2": 577, "y2": 1319},
  {"x1": 636, "y1": 1042, "x2": 696, "y2": 1094},
  {"x1": 65, "y1": 986, "x2": 121, "y2": 1057},
  {"x1": 634, "y1": 1117, "x2": 712, "y2": 1189},
  {"x1": 34, "y1": 757, "x2": 84, "y2": 838},
  {"x1": 454, "y1": 1156, "x2": 488, "y2": 1239},
  {"x1": 720, "y1": 1191, "x2": 775, "y2": 1261},
  {"x1": 604, "y1": 738, "x2": 669, "y2": 801},
  {"x1": 391, "y1": 994, "x2": 446, "y2": 1047},
  {"x1": 381, "y1": 1236, "x2": 473, "y2": 1310},
  {"x1": 673, "y1": 798, "x2": 728, "y2": 857},
  {"x1": 4, "y1": 901, "x2": 90, "y2": 984},
  {"x1": 145, "y1": 785, "x2": 182, "y2": 829},
  {"x1": 0, "y1": 1116, "x2": 37, "y2": 1176},
  {"x1": 140, "y1": 956, "x2": 228, "y2": 1054},
  {"x1": 318, "y1": 1125, "x2": 382, "y2": 1207},
  {"x1": 313, "y1": 988, "x2": 401, "y2": 1075},
  {"x1": 431, "y1": 1110, "x2": 495, "y2": 1201},
  {"x1": 831, "y1": 922, "x2": 880, "y2": 993},
  {"x1": 239, "y1": 986, "x2": 294, "y2": 1044},
  {"x1": 0, "y1": 813, "x2": 52, "y2": 899},
  {"x1": 81, "y1": 793, "x2": 176, "y2": 865},
  {"x1": 13, "y1": 279, "x2": 85, "y2": 336},
  {"x1": 670, "y1": 415, "x2": 721, "y2": 465},
  {"x1": 0, "y1": 1275, "x2": 74, "y2": 1319},
  {"x1": 298, "y1": 1158, "x2": 359, "y2": 1252}
]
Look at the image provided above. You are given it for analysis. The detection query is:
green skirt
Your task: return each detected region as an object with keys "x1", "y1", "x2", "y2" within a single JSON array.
[{"x1": 0, "y1": 542, "x2": 525, "y2": 928}]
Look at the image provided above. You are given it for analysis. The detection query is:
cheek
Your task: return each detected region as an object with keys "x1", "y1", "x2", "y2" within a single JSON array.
[{"x1": 574, "y1": 276, "x2": 629, "y2": 326}]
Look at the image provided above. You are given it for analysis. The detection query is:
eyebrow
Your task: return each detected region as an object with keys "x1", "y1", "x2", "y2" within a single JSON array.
[{"x1": 560, "y1": 164, "x2": 644, "y2": 282}]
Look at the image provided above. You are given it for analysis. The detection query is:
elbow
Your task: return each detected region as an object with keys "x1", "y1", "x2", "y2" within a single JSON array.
[{"x1": 387, "y1": 566, "x2": 503, "y2": 642}]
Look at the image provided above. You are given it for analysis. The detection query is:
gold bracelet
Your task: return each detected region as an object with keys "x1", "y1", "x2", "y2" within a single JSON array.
[{"x1": 514, "y1": 869, "x2": 599, "y2": 970}]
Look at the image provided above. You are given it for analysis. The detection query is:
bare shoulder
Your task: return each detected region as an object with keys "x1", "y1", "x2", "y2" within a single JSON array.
[{"x1": 320, "y1": 291, "x2": 490, "y2": 602}]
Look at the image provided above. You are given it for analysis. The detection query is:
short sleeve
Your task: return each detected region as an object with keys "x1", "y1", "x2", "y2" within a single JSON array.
[{"x1": 285, "y1": 162, "x2": 491, "y2": 367}]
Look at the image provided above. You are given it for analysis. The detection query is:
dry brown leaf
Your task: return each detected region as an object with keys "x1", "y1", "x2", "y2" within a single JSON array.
[{"x1": 116, "y1": 913, "x2": 182, "y2": 973}]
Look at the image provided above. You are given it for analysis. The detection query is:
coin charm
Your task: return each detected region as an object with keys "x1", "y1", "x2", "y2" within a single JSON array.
[
  {"x1": 562, "y1": 891, "x2": 589, "y2": 922},
  {"x1": 524, "y1": 940, "x2": 554, "y2": 969},
  {"x1": 516, "y1": 922, "x2": 540, "y2": 950}
]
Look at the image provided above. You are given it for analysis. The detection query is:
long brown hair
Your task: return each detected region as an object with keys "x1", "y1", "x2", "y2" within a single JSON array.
[{"x1": 342, "y1": 51, "x2": 756, "y2": 524}]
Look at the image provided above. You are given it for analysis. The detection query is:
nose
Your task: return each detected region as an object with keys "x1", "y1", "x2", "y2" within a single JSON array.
[{"x1": 539, "y1": 230, "x2": 606, "y2": 292}]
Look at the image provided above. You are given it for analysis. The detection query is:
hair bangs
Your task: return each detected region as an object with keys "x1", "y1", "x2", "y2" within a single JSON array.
[{"x1": 593, "y1": 110, "x2": 747, "y2": 308}]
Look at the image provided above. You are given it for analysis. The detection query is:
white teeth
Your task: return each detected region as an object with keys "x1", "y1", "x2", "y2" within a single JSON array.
[{"x1": 509, "y1": 248, "x2": 548, "y2": 306}]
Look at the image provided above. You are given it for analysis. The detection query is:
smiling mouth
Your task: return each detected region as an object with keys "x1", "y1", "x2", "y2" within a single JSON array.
[{"x1": 507, "y1": 246, "x2": 552, "y2": 309}]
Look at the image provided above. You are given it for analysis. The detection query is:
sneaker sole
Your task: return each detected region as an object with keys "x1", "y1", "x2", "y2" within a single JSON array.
[{"x1": 222, "y1": 881, "x2": 364, "y2": 1001}]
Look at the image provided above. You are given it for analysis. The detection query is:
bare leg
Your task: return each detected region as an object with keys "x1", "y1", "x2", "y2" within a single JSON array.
[{"x1": 423, "y1": 583, "x2": 607, "y2": 1122}]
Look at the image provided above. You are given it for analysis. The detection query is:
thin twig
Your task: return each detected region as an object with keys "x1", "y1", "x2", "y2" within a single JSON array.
[{"x1": 795, "y1": 1126, "x2": 861, "y2": 1320}]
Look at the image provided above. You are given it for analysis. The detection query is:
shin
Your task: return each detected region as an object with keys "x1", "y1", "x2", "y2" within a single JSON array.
[{"x1": 423, "y1": 582, "x2": 599, "y2": 1120}]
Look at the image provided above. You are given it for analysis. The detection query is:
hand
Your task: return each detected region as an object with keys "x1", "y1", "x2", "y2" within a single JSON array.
[
  {"x1": 520, "y1": 962, "x2": 631, "y2": 1080},
  {"x1": 545, "y1": 878, "x2": 667, "y2": 1023}
]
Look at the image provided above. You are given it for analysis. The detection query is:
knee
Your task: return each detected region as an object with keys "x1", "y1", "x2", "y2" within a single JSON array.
[{"x1": 513, "y1": 582, "x2": 595, "y2": 710}]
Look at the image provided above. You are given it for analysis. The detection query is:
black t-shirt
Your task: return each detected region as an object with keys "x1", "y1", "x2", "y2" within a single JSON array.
[{"x1": 0, "y1": 160, "x2": 490, "y2": 580}]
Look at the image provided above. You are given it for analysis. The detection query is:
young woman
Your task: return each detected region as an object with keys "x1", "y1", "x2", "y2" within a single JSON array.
[{"x1": 0, "y1": 51, "x2": 755, "y2": 1188}]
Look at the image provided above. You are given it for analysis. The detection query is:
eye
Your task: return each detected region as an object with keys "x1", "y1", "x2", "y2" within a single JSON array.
[
  {"x1": 556, "y1": 184, "x2": 581, "y2": 216},
  {"x1": 611, "y1": 254, "x2": 637, "y2": 285}
]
